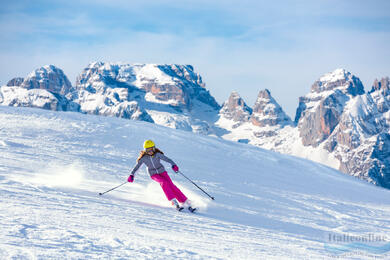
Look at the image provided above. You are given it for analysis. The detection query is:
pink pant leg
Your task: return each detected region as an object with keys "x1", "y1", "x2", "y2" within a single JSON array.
[
  {"x1": 160, "y1": 172, "x2": 188, "y2": 203},
  {"x1": 151, "y1": 172, "x2": 188, "y2": 203}
]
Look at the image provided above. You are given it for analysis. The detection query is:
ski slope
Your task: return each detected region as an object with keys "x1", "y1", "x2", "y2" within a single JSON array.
[{"x1": 0, "y1": 106, "x2": 389, "y2": 259}]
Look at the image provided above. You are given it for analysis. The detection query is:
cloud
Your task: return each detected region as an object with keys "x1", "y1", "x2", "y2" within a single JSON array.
[{"x1": 0, "y1": 0, "x2": 389, "y2": 118}]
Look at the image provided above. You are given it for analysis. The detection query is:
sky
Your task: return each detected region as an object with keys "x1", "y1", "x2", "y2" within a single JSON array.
[{"x1": 1, "y1": 0, "x2": 389, "y2": 117}]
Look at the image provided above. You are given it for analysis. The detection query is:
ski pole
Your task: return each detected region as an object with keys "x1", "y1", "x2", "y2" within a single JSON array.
[
  {"x1": 178, "y1": 171, "x2": 215, "y2": 200},
  {"x1": 99, "y1": 181, "x2": 128, "y2": 196}
]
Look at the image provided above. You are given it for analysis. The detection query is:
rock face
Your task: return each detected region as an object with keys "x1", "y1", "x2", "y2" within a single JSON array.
[
  {"x1": 74, "y1": 62, "x2": 220, "y2": 133},
  {"x1": 217, "y1": 89, "x2": 293, "y2": 144},
  {"x1": 251, "y1": 89, "x2": 292, "y2": 128},
  {"x1": 369, "y1": 77, "x2": 390, "y2": 115},
  {"x1": 7, "y1": 77, "x2": 24, "y2": 87},
  {"x1": 74, "y1": 62, "x2": 153, "y2": 122},
  {"x1": 296, "y1": 69, "x2": 365, "y2": 147},
  {"x1": 0, "y1": 65, "x2": 78, "y2": 111},
  {"x1": 294, "y1": 69, "x2": 390, "y2": 189},
  {"x1": 21, "y1": 65, "x2": 74, "y2": 96},
  {"x1": 369, "y1": 133, "x2": 390, "y2": 188},
  {"x1": 216, "y1": 69, "x2": 390, "y2": 189},
  {"x1": 218, "y1": 91, "x2": 252, "y2": 128}
]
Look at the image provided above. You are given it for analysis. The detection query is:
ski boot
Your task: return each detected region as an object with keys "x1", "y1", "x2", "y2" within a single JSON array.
[
  {"x1": 183, "y1": 200, "x2": 196, "y2": 213},
  {"x1": 188, "y1": 206, "x2": 197, "y2": 213},
  {"x1": 171, "y1": 199, "x2": 184, "y2": 211}
]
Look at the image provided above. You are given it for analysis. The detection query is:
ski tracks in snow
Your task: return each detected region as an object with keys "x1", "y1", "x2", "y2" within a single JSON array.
[
  {"x1": 1, "y1": 107, "x2": 390, "y2": 259},
  {"x1": 0, "y1": 177, "x2": 322, "y2": 259}
]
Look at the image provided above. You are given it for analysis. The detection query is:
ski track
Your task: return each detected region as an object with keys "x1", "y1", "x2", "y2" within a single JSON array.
[
  {"x1": 0, "y1": 180, "x2": 319, "y2": 259},
  {"x1": 1, "y1": 106, "x2": 390, "y2": 259}
]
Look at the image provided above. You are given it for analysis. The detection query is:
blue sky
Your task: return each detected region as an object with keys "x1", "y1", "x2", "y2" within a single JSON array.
[{"x1": 1, "y1": 0, "x2": 389, "y2": 117}]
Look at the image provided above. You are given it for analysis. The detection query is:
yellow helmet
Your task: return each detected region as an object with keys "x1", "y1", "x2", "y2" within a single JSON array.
[{"x1": 143, "y1": 140, "x2": 155, "y2": 149}]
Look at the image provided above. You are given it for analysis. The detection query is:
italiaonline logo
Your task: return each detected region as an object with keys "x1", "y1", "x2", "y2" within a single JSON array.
[
  {"x1": 328, "y1": 233, "x2": 387, "y2": 243},
  {"x1": 324, "y1": 233, "x2": 390, "y2": 257}
]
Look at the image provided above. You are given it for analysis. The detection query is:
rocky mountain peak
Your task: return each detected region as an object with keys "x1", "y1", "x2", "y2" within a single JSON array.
[
  {"x1": 20, "y1": 65, "x2": 74, "y2": 96},
  {"x1": 251, "y1": 89, "x2": 292, "y2": 127},
  {"x1": 311, "y1": 68, "x2": 365, "y2": 96},
  {"x1": 370, "y1": 77, "x2": 390, "y2": 96},
  {"x1": 369, "y1": 77, "x2": 390, "y2": 114},
  {"x1": 76, "y1": 62, "x2": 219, "y2": 111},
  {"x1": 0, "y1": 65, "x2": 78, "y2": 111},
  {"x1": 225, "y1": 91, "x2": 251, "y2": 112},
  {"x1": 7, "y1": 77, "x2": 24, "y2": 87},
  {"x1": 256, "y1": 88, "x2": 272, "y2": 99},
  {"x1": 295, "y1": 69, "x2": 367, "y2": 147},
  {"x1": 218, "y1": 91, "x2": 252, "y2": 128}
]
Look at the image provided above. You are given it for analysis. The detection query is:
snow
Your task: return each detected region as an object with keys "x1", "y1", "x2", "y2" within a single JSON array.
[
  {"x1": 319, "y1": 68, "x2": 348, "y2": 83},
  {"x1": 346, "y1": 94, "x2": 373, "y2": 118},
  {"x1": 113, "y1": 63, "x2": 177, "y2": 87},
  {"x1": 146, "y1": 110, "x2": 193, "y2": 131},
  {"x1": 134, "y1": 64, "x2": 176, "y2": 85},
  {"x1": 288, "y1": 129, "x2": 341, "y2": 169},
  {"x1": 144, "y1": 92, "x2": 179, "y2": 106},
  {"x1": 0, "y1": 86, "x2": 57, "y2": 108},
  {"x1": 1, "y1": 106, "x2": 390, "y2": 259}
]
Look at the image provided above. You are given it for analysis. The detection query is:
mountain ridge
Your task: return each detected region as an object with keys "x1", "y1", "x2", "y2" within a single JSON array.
[{"x1": 1, "y1": 64, "x2": 389, "y2": 189}]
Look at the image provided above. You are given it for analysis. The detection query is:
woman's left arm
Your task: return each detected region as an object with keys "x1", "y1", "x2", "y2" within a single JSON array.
[{"x1": 158, "y1": 153, "x2": 176, "y2": 166}]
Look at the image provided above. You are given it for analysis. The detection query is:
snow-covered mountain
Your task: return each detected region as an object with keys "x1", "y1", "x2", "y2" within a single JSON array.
[
  {"x1": 216, "y1": 89, "x2": 294, "y2": 151},
  {"x1": 295, "y1": 68, "x2": 365, "y2": 146},
  {"x1": 218, "y1": 69, "x2": 390, "y2": 189},
  {"x1": 293, "y1": 69, "x2": 390, "y2": 188},
  {"x1": 1, "y1": 64, "x2": 389, "y2": 189},
  {"x1": 370, "y1": 77, "x2": 390, "y2": 122},
  {"x1": 251, "y1": 89, "x2": 292, "y2": 128},
  {"x1": 217, "y1": 91, "x2": 252, "y2": 129},
  {"x1": 0, "y1": 63, "x2": 221, "y2": 134},
  {"x1": 1, "y1": 106, "x2": 389, "y2": 259},
  {"x1": 0, "y1": 65, "x2": 79, "y2": 111},
  {"x1": 74, "y1": 62, "x2": 221, "y2": 134}
]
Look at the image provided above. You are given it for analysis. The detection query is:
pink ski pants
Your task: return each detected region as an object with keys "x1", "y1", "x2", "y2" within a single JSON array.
[{"x1": 151, "y1": 171, "x2": 187, "y2": 203}]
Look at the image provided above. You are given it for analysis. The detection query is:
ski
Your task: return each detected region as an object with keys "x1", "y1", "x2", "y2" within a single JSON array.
[
  {"x1": 172, "y1": 199, "x2": 196, "y2": 213},
  {"x1": 188, "y1": 206, "x2": 196, "y2": 213},
  {"x1": 175, "y1": 206, "x2": 196, "y2": 213}
]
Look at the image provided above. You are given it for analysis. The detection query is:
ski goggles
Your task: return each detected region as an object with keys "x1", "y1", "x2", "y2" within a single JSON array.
[{"x1": 145, "y1": 147, "x2": 155, "y2": 152}]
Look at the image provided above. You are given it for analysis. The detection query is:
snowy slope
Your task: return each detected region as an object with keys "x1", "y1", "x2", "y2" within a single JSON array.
[{"x1": 1, "y1": 106, "x2": 390, "y2": 259}]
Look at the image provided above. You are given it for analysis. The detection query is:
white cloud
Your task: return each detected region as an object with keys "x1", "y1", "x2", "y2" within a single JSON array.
[{"x1": 0, "y1": 0, "x2": 389, "y2": 118}]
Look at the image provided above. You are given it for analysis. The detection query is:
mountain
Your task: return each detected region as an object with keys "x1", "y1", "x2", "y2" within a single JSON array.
[
  {"x1": 217, "y1": 91, "x2": 252, "y2": 129},
  {"x1": 0, "y1": 65, "x2": 79, "y2": 111},
  {"x1": 295, "y1": 68, "x2": 365, "y2": 146},
  {"x1": 6, "y1": 77, "x2": 24, "y2": 87},
  {"x1": 1, "y1": 64, "x2": 389, "y2": 189},
  {"x1": 215, "y1": 69, "x2": 390, "y2": 189},
  {"x1": 292, "y1": 69, "x2": 390, "y2": 188},
  {"x1": 370, "y1": 77, "x2": 390, "y2": 116},
  {"x1": 251, "y1": 89, "x2": 292, "y2": 128},
  {"x1": 216, "y1": 89, "x2": 294, "y2": 150},
  {"x1": 74, "y1": 62, "x2": 221, "y2": 134},
  {"x1": 1, "y1": 106, "x2": 389, "y2": 259},
  {"x1": 74, "y1": 62, "x2": 153, "y2": 122}
]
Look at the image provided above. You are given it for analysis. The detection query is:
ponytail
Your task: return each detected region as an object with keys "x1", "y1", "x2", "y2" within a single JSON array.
[
  {"x1": 155, "y1": 148, "x2": 164, "y2": 155},
  {"x1": 137, "y1": 151, "x2": 146, "y2": 162}
]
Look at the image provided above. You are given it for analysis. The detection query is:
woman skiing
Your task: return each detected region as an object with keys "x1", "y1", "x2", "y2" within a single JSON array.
[{"x1": 128, "y1": 140, "x2": 195, "y2": 212}]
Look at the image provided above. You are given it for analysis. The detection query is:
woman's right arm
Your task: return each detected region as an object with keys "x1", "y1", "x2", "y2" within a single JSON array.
[{"x1": 130, "y1": 158, "x2": 144, "y2": 176}]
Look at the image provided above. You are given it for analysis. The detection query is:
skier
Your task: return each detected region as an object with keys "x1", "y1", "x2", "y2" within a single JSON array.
[{"x1": 127, "y1": 140, "x2": 195, "y2": 212}]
